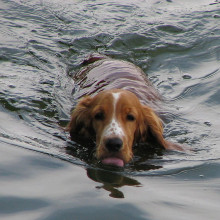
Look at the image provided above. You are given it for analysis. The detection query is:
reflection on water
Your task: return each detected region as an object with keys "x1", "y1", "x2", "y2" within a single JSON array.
[
  {"x1": 66, "y1": 140, "x2": 164, "y2": 198},
  {"x1": 87, "y1": 168, "x2": 141, "y2": 198}
]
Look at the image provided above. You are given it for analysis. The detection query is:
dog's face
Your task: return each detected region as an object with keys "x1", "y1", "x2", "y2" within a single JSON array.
[{"x1": 67, "y1": 89, "x2": 167, "y2": 167}]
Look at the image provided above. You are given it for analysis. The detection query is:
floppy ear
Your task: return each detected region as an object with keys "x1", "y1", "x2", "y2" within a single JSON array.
[
  {"x1": 137, "y1": 105, "x2": 184, "y2": 151},
  {"x1": 66, "y1": 96, "x2": 95, "y2": 141},
  {"x1": 137, "y1": 105, "x2": 167, "y2": 148}
]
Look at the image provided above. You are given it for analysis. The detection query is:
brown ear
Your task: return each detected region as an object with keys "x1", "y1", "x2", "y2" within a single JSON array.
[
  {"x1": 66, "y1": 96, "x2": 94, "y2": 140},
  {"x1": 137, "y1": 105, "x2": 168, "y2": 149},
  {"x1": 137, "y1": 105, "x2": 185, "y2": 151}
]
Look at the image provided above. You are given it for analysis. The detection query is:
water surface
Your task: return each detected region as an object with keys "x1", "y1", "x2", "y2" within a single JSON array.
[{"x1": 0, "y1": 0, "x2": 220, "y2": 219}]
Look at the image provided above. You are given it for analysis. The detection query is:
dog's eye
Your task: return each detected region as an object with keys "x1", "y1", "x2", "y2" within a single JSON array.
[
  {"x1": 94, "y1": 112, "x2": 105, "y2": 121},
  {"x1": 127, "y1": 114, "x2": 135, "y2": 121}
]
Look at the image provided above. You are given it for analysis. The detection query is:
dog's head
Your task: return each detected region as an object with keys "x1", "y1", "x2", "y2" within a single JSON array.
[{"x1": 67, "y1": 89, "x2": 171, "y2": 167}]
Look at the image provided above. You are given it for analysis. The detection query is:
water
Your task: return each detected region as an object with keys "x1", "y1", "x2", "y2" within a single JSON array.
[{"x1": 0, "y1": 0, "x2": 220, "y2": 219}]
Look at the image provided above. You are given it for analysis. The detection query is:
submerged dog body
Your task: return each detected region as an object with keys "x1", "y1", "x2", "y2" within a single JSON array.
[{"x1": 67, "y1": 54, "x2": 182, "y2": 167}]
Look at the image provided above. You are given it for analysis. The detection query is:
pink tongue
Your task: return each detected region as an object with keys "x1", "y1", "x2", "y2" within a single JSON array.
[{"x1": 102, "y1": 157, "x2": 124, "y2": 167}]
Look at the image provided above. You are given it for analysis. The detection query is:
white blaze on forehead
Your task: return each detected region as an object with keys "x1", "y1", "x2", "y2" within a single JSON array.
[
  {"x1": 103, "y1": 92, "x2": 124, "y2": 137},
  {"x1": 112, "y1": 92, "x2": 121, "y2": 102}
]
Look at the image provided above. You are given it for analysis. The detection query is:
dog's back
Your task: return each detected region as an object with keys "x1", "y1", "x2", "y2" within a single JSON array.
[{"x1": 72, "y1": 54, "x2": 161, "y2": 108}]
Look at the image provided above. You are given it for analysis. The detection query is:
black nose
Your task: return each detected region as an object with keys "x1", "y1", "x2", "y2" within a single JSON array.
[{"x1": 105, "y1": 138, "x2": 123, "y2": 152}]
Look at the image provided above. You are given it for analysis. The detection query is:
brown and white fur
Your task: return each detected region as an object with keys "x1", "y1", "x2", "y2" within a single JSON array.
[{"x1": 67, "y1": 54, "x2": 183, "y2": 167}]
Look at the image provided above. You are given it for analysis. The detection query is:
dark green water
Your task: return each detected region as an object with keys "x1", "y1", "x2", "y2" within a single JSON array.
[{"x1": 0, "y1": 0, "x2": 220, "y2": 219}]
